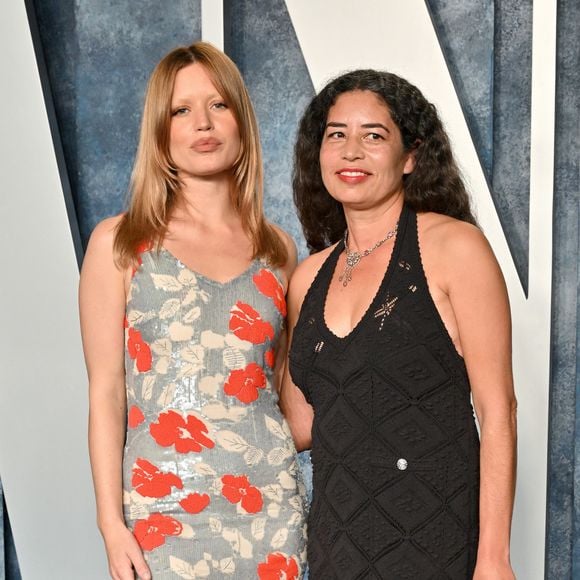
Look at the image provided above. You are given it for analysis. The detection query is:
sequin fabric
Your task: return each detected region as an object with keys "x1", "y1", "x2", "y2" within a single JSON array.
[
  {"x1": 123, "y1": 248, "x2": 307, "y2": 579},
  {"x1": 289, "y1": 206, "x2": 479, "y2": 579}
]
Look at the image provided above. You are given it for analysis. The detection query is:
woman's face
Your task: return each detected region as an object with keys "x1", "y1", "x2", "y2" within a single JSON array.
[
  {"x1": 169, "y1": 63, "x2": 241, "y2": 180},
  {"x1": 319, "y1": 90, "x2": 415, "y2": 209}
]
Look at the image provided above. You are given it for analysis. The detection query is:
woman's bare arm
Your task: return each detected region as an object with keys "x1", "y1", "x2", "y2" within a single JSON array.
[
  {"x1": 79, "y1": 216, "x2": 151, "y2": 580},
  {"x1": 437, "y1": 222, "x2": 517, "y2": 579},
  {"x1": 278, "y1": 253, "x2": 329, "y2": 451}
]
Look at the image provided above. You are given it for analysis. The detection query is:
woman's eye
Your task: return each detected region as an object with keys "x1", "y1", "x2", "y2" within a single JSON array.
[
  {"x1": 366, "y1": 132, "x2": 384, "y2": 141},
  {"x1": 212, "y1": 102, "x2": 228, "y2": 110},
  {"x1": 327, "y1": 131, "x2": 345, "y2": 139},
  {"x1": 172, "y1": 107, "x2": 189, "y2": 116}
]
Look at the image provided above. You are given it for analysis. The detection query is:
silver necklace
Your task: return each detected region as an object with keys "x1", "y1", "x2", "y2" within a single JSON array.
[{"x1": 339, "y1": 223, "x2": 398, "y2": 287}]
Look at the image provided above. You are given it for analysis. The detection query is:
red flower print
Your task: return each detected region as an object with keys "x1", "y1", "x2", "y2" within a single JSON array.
[
  {"x1": 123, "y1": 315, "x2": 129, "y2": 329},
  {"x1": 128, "y1": 405, "x2": 145, "y2": 429},
  {"x1": 127, "y1": 327, "x2": 152, "y2": 372},
  {"x1": 257, "y1": 552, "x2": 300, "y2": 580},
  {"x1": 132, "y1": 458, "x2": 183, "y2": 498},
  {"x1": 253, "y1": 269, "x2": 287, "y2": 316},
  {"x1": 221, "y1": 474, "x2": 263, "y2": 514},
  {"x1": 131, "y1": 240, "x2": 152, "y2": 277},
  {"x1": 229, "y1": 301, "x2": 274, "y2": 344},
  {"x1": 264, "y1": 349, "x2": 275, "y2": 369},
  {"x1": 150, "y1": 410, "x2": 214, "y2": 453},
  {"x1": 133, "y1": 512, "x2": 182, "y2": 551},
  {"x1": 224, "y1": 363, "x2": 266, "y2": 404},
  {"x1": 179, "y1": 492, "x2": 211, "y2": 514}
]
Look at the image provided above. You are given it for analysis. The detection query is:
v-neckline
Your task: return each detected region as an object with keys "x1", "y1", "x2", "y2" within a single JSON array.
[
  {"x1": 159, "y1": 246, "x2": 258, "y2": 287},
  {"x1": 318, "y1": 204, "x2": 408, "y2": 345}
]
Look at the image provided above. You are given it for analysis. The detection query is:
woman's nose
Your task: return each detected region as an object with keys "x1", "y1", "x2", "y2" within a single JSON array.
[
  {"x1": 193, "y1": 109, "x2": 212, "y2": 131},
  {"x1": 341, "y1": 136, "x2": 363, "y2": 160}
]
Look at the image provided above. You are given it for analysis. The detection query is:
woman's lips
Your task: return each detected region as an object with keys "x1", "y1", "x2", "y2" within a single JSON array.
[
  {"x1": 336, "y1": 168, "x2": 370, "y2": 184},
  {"x1": 191, "y1": 137, "x2": 221, "y2": 152}
]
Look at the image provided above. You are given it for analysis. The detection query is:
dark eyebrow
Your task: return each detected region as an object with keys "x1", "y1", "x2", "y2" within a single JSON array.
[
  {"x1": 361, "y1": 123, "x2": 390, "y2": 133},
  {"x1": 325, "y1": 121, "x2": 390, "y2": 133}
]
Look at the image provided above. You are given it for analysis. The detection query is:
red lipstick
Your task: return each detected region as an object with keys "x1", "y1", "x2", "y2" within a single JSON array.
[{"x1": 335, "y1": 168, "x2": 370, "y2": 184}]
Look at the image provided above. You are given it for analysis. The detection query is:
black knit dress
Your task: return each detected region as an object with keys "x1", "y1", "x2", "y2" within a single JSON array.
[{"x1": 289, "y1": 205, "x2": 479, "y2": 579}]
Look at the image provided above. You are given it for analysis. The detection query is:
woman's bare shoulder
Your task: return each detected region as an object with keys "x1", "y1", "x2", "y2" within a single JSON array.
[
  {"x1": 82, "y1": 214, "x2": 126, "y2": 277},
  {"x1": 417, "y1": 211, "x2": 503, "y2": 295},
  {"x1": 86, "y1": 214, "x2": 124, "y2": 251},
  {"x1": 418, "y1": 212, "x2": 490, "y2": 258},
  {"x1": 288, "y1": 245, "x2": 336, "y2": 306}
]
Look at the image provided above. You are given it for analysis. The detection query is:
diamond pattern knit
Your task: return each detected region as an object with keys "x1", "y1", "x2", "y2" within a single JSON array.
[{"x1": 289, "y1": 205, "x2": 479, "y2": 579}]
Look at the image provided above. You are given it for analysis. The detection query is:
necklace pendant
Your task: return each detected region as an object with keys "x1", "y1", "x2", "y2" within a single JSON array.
[
  {"x1": 346, "y1": 252, "x2": 361, "y2": 269},
  {"x1": 339, "y1": 264, "x2": 353, "y2": 287},
  {"x1": 340, "y1": 221, "x2": 398, "y2": 287}
]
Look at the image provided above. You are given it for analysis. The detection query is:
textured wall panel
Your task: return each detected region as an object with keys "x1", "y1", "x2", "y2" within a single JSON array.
[
  {"x1": 34, "y1": 0, "x2": 202, "y2": 247},
  {"x1": 226, "y1": 0, "x2": 314, "y2": 259},
  {"x1": 547, "y1": 0, "x2": 580, "y2": 576},
  {"x1": 426, "y1": 0, "x2": 494, "y2": 178},
  {"x1": 492, "y1": 0, "x2": 533, "y2": 292}
]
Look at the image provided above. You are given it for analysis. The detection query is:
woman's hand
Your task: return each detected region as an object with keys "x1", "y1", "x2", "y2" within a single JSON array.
[{"x1": 101, "y1": 521, "x2": 151, "y2": 580}]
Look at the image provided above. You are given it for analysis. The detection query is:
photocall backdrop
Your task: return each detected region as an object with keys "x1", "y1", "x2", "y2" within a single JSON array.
[{"x1": 0, "y1": 0, "x2": 577, "y2": 578}]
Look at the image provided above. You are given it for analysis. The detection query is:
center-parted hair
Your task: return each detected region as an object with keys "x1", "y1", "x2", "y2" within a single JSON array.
[
  {"x1": 293, "y1": 69, "x2": 477, "y2": 253},
  {"x1": 114, "y1": 41, "x2": 287, "y2": 268}
]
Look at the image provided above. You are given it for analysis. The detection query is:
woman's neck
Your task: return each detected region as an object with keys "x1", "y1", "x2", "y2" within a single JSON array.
[
  {"x1": 342, "y1": 194, "x2": 404, "y2": 252},
  {"x1": 172, "y1": 173, "x2": 238, "y2": 227}
]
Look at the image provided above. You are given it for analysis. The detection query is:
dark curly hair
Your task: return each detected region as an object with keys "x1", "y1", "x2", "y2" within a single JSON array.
[{"x1": 293, "y1": 69, "x2": 477, "y2": 252}]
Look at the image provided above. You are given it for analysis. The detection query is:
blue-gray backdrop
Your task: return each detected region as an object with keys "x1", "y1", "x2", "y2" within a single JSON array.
[{"x1": 1, "y1": 0, "x2": 577, "y2": 578}]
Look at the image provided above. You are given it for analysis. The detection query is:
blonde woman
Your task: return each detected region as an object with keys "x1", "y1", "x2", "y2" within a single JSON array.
[{"x1": 80, "y1": 42, "x2": 306, "y2": 580}]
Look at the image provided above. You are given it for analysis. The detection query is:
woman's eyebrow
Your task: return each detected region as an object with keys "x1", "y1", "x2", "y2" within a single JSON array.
[
  {"x1": 361, "y1": 123, "x2": 390, "y2": 132},
  {"x1": 325, "y1": 121, "x2": 390, "y2": 133}
]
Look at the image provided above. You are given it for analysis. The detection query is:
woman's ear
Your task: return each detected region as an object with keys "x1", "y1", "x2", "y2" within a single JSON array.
[
  {"x1": 403, "y1": 140, "x2": 421, "y2": 175},
  {"x1": 403, "y1": 150, "x2": 416, "y2": 175}
]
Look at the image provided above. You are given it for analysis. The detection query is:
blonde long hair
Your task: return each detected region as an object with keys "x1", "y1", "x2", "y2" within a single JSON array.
[{"x1": 114, "y1": 42, "x2": 287, "y2": 268}]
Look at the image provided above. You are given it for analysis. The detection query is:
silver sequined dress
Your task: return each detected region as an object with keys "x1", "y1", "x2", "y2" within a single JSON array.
[{"x1": 123, "y1": 247, "x2": 307, "y2": 579}]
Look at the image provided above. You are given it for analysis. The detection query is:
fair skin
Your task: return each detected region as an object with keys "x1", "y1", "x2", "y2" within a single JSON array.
[
  {"x1": 80, "y1": 62, "x2": 296, "y2": 580},
  {"x1": 280, "y1": 90, "x2": 517, "y2": 579}
]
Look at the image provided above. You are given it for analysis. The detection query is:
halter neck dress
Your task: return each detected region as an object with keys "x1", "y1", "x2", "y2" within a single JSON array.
[
  {"x1": 289, "y1": 205, "x2": 479, "y2": 579},
  {"x1": 123, "y1": 247, "x2": 307, "y2": 579}
]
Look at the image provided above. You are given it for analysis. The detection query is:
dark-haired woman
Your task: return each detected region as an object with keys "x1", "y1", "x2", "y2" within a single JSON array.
[{"x1": 281, "y1": 70, "x2": 516, "y2": 579}]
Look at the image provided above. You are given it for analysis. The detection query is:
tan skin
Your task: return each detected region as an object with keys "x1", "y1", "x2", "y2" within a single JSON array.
[
  {"x1": 80, "y1": 63, "x2": 296, "y2": 580},
  {"x1": 280, "y1": 91, "x2": 517, "y2": 579}
]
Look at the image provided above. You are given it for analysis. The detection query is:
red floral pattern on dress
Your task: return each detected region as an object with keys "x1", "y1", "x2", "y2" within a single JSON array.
[
  {"x1": 257, "y1": 552, "x2": 300, "y2": 579},
  {"x1": 128, "y1": 405, "x2": 145, "y2": 428},
  {"x1": 229, "y1": 301, "x2": 274, "y2": 344},
  {"x1": 253, "y1": 269, "x2": 287, "y2": 316},
  {"x1": 179, "y1": 492, "x2": 211, "y2": 514},
  {"x1": 127, "y1": 327, "x2": 152, "y2": 372},
  {"x1": 224, "y1": 363, "x2": 267, "y2": 404},
  {"x1": 123, "y1": 252, "x2": 306, "y2": 571},
  {"x1": 132, "y1": 458, "x2": 183, "y2": 498},
  {"x1": 264, "y1": 349, "x2": 275, "y2": 369},
  {"x1": 132, "y1": 240, "x2": 152, "y2": 277},
  {"x1": 221, "y1": 474, "x2": 263, "y2": 513},
  {"x1": 150, "y1": 410, "x2": 214, "y2": 453},
  {"x1": 133, "y1": 512, "x2": 182, "y2": 551}
]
